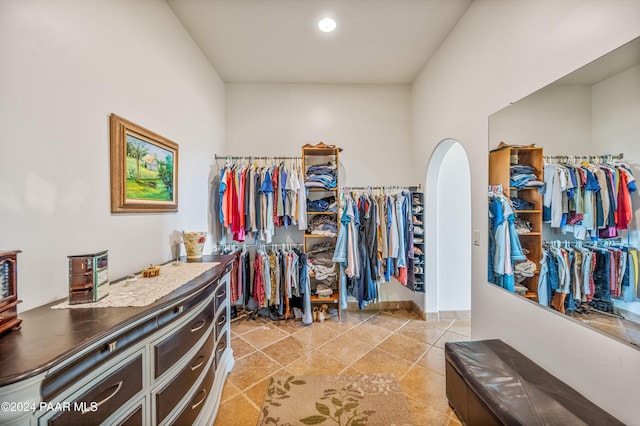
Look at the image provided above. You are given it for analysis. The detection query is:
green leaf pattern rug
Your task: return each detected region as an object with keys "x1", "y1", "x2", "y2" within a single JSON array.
[{"x1": 257, "y1": 373, "x2": 417, "y2": 426}]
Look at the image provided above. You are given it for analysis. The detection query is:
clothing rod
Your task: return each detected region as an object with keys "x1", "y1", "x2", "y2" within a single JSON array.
[
  {"x1": 215, "y1": 154, "x2": 301, "y2": 160},
  {"x1": 543, "y1": 153, "x2": 623, "y2": 160},
  {"x1": 339, "y1": 185, "x2": 414, "y2": 190},
  {"x1": 213, "y1": 243, "x2": 304, "y2": 248}
]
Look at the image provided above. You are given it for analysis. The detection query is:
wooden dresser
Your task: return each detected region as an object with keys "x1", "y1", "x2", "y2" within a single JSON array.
[{"x1": 0, "y1": 255, "x2": 234, "y2": 425}]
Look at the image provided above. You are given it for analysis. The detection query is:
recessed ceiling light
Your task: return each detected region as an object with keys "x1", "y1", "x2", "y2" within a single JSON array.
[{"x1": 318, "y1": 17, "x2": 336, "y2": 33}]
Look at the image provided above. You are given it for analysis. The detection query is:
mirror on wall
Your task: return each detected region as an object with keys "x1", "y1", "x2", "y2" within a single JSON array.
[{"x1": 488, "y1": 37, "x2": 640, "y2": 348}]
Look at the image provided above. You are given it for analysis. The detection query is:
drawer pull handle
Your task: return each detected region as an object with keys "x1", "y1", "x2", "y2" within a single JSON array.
[
  {"x1": 191, "y1": 389, "x2": 207, "y2": 410},
  {"x1": 191, "y1": 319, "x2": 206, "y2": 333},
  {"x1": 216, "y1": 316, "x2": 226, "y2": 326},
  {"x1": 82, "y1": 381, "x2": 122, "y2": 414},
  {"x1": 175, "y1": 305, "x2": 184, "y2": 314},
  {"x1": 191, "y1": 355, "x2": 206, "y2": 371},
  {"x1": 216, "y1": 291, "x2": 226, "y2": 299},
  {"x1": 108, "y1": 341, "x2": 117, "y2": 352}
]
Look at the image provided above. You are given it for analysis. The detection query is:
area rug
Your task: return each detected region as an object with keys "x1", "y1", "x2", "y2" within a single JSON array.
[{"x1": 257, "y1": 373, "x2": 417, "y2": 426}]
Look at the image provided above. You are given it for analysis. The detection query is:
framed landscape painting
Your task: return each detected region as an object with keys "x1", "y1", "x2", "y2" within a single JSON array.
[{"x1": 110, "y1": 113, "x2": 178, "y2": 213}]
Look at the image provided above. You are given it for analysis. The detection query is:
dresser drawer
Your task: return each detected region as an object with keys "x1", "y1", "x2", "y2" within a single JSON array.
[
  {"x1": 154, "y1": 303, "x2": 214, "y2": 378},
  {"x1": 43, "y1": 317, "x2": 157, "y2": 401},
  {"x1": 214, "y1": 281, "x2": 227, "y2": 313},
  {"x1": 118, "y1": 404, "x2": 143, "y2": 426},
  {"x1": 215, "y1": 310, "x2": 227, "y2": 340},
  {"x1": 170, "y1": 363, "x2": 216, "y2": 426},
  {"x1": 156, "y1": 280, "x2": 218, "y2": 330},
  {"x1": 215, "y1": 331, "x2": 228, "y2": 367},
  {"x1": 155, "y1": 329, "x2": 215, "y2": 423},
  {"x1": 48, "y1": 354, "x2": 143, "y2": 426}
]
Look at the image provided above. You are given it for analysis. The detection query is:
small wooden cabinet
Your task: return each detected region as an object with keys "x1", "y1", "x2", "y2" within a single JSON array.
[
  {"x1": 0, "y1": 250, "x2": 22, "y2": 336},
  {"x1": 67, "y1": 251, "x2": 109, "y2": 305},
  {"x1": 489, "y1": 146, "x2": 543, "y2": 300}
]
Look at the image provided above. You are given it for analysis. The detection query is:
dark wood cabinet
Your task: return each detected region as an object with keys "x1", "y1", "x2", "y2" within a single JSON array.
[
  {"x1": 0, "y1": 250, "x2": 22, "y2": 336},
  {"x1": 0, "y1": 255, "x2": 235, "y2": 426}
]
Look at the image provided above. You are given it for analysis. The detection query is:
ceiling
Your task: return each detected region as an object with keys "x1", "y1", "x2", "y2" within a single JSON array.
[{"x1": 165, "y1": 0, "x2": 472, "y2": 84}]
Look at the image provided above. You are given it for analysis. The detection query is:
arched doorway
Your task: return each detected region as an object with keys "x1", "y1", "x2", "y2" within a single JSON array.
[{"x1": 424, "y1": 139, "x2": 471, "y2": 316}]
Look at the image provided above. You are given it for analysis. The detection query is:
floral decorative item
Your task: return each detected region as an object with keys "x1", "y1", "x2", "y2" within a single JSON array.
[{"x1": 182, "y1": 231, "x2": 206, "y2": 261}]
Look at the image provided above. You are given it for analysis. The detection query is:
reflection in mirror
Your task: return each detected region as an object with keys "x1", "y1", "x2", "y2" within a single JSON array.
[{"x1": 488, "y1": 37, "x2": 640, "y2": 348}]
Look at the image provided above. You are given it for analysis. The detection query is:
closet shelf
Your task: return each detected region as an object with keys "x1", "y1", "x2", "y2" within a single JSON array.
[
  {"x1": 303, "y1": 144, "x2": 342, "y2": 320},
  {"x1": 302, "y1": 147, "x2": 340, "y2": 156},
  {"x1": 489, "y1": 145, "x2": 543, "y2": 300},
  {"x1": 310, "y1": 294, "x2": 339, "y2": 303},
  {"x1": 510, "y1": 187, "x2": 541, "y2": 191}
]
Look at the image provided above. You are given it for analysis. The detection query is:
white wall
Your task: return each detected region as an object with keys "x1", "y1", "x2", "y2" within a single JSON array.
[
  {"x1": 226, "y1": 84, "x2": 413, "y2": 186},
  {"x1": 489, "y1": 85, "x2": 593, "y2": 153},
  {"x1": 0, "y1": 0, "x2": 226, "y2": 311},
  {"x1": 225, "y1": 83, "x2": 420, "y2": 304},
  {"x1": 436, "y1": 142, "x2": 471, "y2": 312},
  {"x1": 592, "y1": 63, "x2": 640, "y2": 245},
  {"x1": 411, "y1": 0, "x2": 640, "y2": 423}
]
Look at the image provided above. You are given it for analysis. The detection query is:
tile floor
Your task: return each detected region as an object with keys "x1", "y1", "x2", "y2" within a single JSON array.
[{"x1": 214, "y1": 309, "x2": 470, "y2": 425}]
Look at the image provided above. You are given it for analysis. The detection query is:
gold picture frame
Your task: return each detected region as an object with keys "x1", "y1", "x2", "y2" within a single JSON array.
[{"x1": 110, "y1": 113, "x2": 178, "y2": 213}]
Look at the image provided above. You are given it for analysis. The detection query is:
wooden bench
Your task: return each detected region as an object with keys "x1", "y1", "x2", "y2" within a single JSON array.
[{"x1": 445, "y1": 339, "x2": 623, "y2": 425}]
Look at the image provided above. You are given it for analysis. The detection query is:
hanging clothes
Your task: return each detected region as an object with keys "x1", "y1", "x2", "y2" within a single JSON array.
[
  {"x1": 538, "y1": 241, "x2": 639, "y2": 313},
  {"x1": 234, "y1": 244, "x2": 312, "y2": 324},
  {"x1": 213, "y1": 159, "x2": 308, "y2": 243},
  {"x1": 488, "y1": 187, "x2": 527, "y2": 292},
  {"x1": 543, "y1": 159, "x2": 636, "y2": 240},
  {"x1": 333, "y1": 187, "x2": 414, "y2": 309}
]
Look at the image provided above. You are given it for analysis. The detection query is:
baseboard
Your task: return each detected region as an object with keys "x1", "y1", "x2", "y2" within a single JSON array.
[
  {"x1": 346, "y1": 300, "x2": 414, "y2": 311},
  {"x1": 438, "y1": 310, "x2": 471, "y2": 320},
  {"x1": 410, "y1": 300, "x2": 427, "y2": 320},
  {"x1": 345, "y1": 300, "x2": 469, "y2": 322}
]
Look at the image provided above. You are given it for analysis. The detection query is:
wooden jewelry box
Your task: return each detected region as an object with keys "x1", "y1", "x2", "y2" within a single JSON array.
[
  {"x1": 68, "y1": 250, "x2": 109, "y2": 304},
  {"x1": 0, "y1": 250, "x2": 23, "y2": 336}
]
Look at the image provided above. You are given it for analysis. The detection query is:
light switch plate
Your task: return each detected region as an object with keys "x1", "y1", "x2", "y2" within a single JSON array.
[{"x1": 473, "y1": 230, "x2": 480, "y2": 246}]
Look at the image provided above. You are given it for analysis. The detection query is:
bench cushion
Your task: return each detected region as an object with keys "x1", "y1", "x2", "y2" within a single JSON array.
[{"x1": 445, "y1": 339, "x2": 623, "y2": 426}]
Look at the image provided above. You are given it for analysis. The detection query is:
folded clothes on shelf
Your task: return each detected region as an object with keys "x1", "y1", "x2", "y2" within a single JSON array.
[
  {"x1": 308, "y1": 215, "x2": 338, "y2": 237},
  {"x1": 307, "y1": 196, "x2": 338, "y2": 213},
  {"x1": 514, "y1": 216, "x2": 533, "y2": 234},
  {"x1": 305, "y1": 162, "x2": 337, "y2": 190},
  {"x1": 511, "y1": 197, "x2": 535, "y2": 210},
  {"x1": 307, "y1": 242, "x2": 337, "y2": 284}
]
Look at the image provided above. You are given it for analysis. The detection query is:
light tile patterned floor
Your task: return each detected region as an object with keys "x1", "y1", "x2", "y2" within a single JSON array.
[{"x1": 214, "y1": 309, "x2": 469, "y2": 425}]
